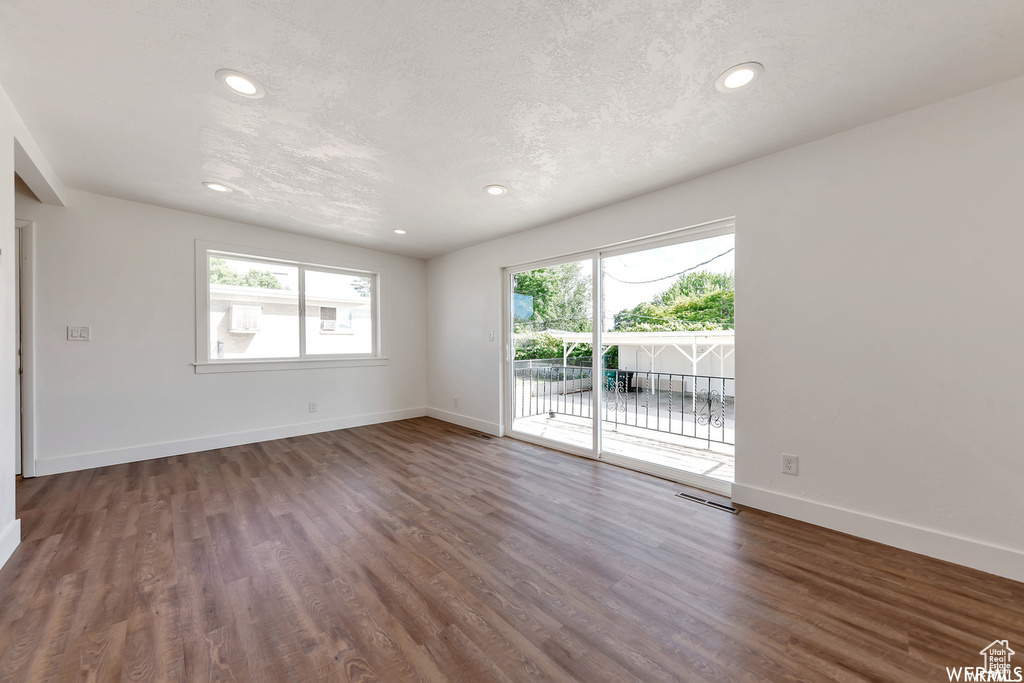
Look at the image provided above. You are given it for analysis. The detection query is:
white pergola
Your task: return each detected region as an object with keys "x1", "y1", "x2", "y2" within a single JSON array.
[{"x1": 547, "y1": 329, "x2": 735, "y2": 376}]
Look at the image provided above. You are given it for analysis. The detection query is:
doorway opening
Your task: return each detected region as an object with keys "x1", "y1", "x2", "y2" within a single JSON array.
[
  {"x1": 599, "y1": 233, "x2": 734, "y2": 483},
  {"x1": 506, "y1": 221, "x2": 734, "y2": 494},
  {"x1": 14, "y1": 219, "x2": 34, "y2": 478},
  {"x1": 510, "y1": 256, "x2": 596, "y2": 453}
]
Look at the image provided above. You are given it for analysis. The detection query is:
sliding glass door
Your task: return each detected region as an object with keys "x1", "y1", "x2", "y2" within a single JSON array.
[
  {"x1": 599, "y1": 234, "x2": 735, "y2": 487},
  {"x1": 509, "y1": 257, "x2": 596, "y2": 453},
  {"x1": 505, "y1": 221, "x2": 735, "y2": 494}
]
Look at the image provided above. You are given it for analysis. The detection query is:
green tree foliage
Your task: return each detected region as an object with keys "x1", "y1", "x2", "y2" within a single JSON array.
[
  {"x1": 652, "y1": 271, "x2": 734, "y2": 306},
  {"x1": 514, "y1": 333, "x2": 592, "y2": 360},
  {"x1": 614, "y1": 270, "x2": 734, "y2": 331},
  {"x1": 669, "y1": 289, "x2": 733, "y2": 324},
  {"x1": 513, "y1": 333, "x2": 619, "y2": 367},
  {"x1": 350, "y1": 277, "x2": 372, "y2": 298},
  {"x1": 513, "y1": 262, "x2": 592, "y2": 333},
  {"x1": 209, "y1": 258, "x2": 285, "y2": 289}
]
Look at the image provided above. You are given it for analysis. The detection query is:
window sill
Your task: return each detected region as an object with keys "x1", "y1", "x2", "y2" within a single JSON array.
[{"x1": 194, "y1": 357, "x2": 388, "y2": 374}]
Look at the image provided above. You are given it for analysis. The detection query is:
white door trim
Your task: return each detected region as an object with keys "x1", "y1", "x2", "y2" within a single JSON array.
[
  {"x1": 503, "y1": 254, "x2": 602, "y2": 459},
  {"x1": 15, "y1": 219, "x2": 36, "y2": 478}
]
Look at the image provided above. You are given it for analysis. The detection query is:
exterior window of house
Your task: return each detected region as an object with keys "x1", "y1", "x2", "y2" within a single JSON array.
[
  {"x1": 198, "y1": 246, "x2": 381, "y2": 370},
  {"x1": 230, "y1": 305, "x2": 262, "y2": 333},
  {"x1": 319, "y1": 307, "x2": 355, "y2": 332}
]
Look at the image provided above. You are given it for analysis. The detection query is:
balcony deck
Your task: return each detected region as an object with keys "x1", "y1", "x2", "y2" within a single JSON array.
[{"x1": 512, "y1": 412, "x2": 735, "y2": 483}]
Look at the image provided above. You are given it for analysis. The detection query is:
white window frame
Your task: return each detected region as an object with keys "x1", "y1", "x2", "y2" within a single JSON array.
[{"x1": 195, "y1": 240, "x2": 387, "y2": 373}]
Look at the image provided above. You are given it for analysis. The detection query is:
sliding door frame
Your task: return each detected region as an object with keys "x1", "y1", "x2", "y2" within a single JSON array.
[
  {"x1": 502, "y1": 218, "x2": 735, "y2": 496},
  {"x1": 503, "y1": 252, "x2": 602, "y2": 460}
]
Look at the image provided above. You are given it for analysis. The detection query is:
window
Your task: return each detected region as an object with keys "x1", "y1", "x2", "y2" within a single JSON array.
[
  {"x1": 196, "y1": 243, "x2": 383, "y2": 372},
  {"x1": 304, "y1": 269, "x2": 372, "y2": 355},
  {"x1": 320, "y1": 306, "x2": 338, "y2": 330},
  {"x1": 318, "y1": 306, "x2": 354, "y2": 333},
  {"x1": 230, "y1": 305, "x2": 262, "y2": 333}
]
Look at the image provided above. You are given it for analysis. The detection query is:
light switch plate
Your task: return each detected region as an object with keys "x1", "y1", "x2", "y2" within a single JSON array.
[{"x1": 67, "y1": 326, "x2": 91, "y2": 341}]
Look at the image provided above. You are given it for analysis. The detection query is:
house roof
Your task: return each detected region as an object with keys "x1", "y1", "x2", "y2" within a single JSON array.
[
  {"x1": 543, "y1": 330, "x2": 735, "y2": 348},
  {"x1": 210, "y1": 284, "x2": 365, "y2": 307}
]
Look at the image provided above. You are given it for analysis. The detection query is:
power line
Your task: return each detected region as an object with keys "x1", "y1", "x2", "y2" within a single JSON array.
[{"x1": 603, "y1": 248, "x2": 734, "y2": 285}]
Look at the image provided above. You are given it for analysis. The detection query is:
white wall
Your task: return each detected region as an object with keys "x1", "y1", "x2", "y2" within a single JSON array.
[
  {"x1": 15, "y1": 189, "x2": 428, "y2": 475},
  {"x1": 0, "y1": 90, "x2": 20, "y2": 569},
  {"x1": 426, "y1": 76, "x2": 1024, "y2": 582}
]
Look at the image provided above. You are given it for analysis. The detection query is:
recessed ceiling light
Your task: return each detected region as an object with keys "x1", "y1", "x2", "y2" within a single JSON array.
[
  {"x1": 215, "y1": 69, "x2": 265, "y2": 99},
  {"x1": 716, "y1": 62, "x2": 763, "y2": 92},
  {"x1": 394, "y1": 229, "x2": 407, "y2": 234},
  {"x1": 484, "y1": 184, "x2": 507, "y2": 196},
  {"x1": 203, "y1": 182, "x2": 232, "y2": 193}
]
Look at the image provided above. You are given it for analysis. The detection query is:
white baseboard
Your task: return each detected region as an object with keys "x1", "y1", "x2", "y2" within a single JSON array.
[
  {"x1": 425, "y1": 407, "x2": 503, "y2": 437},
  {"x1": 33, "y1": 407, "x2": 427, "y2": 477},
  {"x1": 0, "y1": 519, "x2": 21, "y2": 572},
  {"x1": 602, "y1": 452, "x2": 732, "y2": 497},
  {"x1": 732, "y1": 483, "x2": 1024, "y2": 584}
]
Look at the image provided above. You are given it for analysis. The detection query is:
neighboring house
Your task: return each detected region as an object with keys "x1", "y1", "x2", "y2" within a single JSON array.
[
  {"x1": 209, "y1": 283, "x2": 371, "y2": 359},
  {"x1": 615, "y1": 333, "x2": 735, "y2": 387},
  {"x1": 547, "y1": 330, "x2": 736, "y2": 397}
]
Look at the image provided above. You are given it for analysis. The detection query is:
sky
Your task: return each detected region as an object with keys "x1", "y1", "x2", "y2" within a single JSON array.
[{"x1": 602, "y1": 233, "x2": 735, "y2": 317}]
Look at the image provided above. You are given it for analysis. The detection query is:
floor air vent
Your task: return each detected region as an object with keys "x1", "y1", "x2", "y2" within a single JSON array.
[
  {"x1": 470, "y1": 432, "x2": 493, "y2": 440},
  {"x1": 676, "y1": 492, "x2": 739, "y2": 514}
]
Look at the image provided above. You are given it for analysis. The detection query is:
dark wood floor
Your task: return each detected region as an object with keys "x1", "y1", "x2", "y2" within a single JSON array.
[{"x1": 1, "y1": 418, "x2": 1021, "y2": 681}]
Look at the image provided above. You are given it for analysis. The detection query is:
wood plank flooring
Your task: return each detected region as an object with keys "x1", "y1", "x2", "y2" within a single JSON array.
[{"x1": 1, "y1": 417, "x2": 1021, "y2": 681}]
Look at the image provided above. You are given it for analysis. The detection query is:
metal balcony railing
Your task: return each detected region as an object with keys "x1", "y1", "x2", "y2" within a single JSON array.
[{"x1": 512, "y1": 363, "x2": 734, "y2": 447}]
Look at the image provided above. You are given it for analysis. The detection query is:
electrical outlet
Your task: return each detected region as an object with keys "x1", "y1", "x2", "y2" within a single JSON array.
[
  {"x1": 488, "y1": 331, "x2": 495, "y2": 342},
  {"x1": 309, "y1": 401, "x2": 318, "y2": 413},
  {"x1": 453, "y1": 397, "x2": 459, "y2": 408},
  {"x1": 782, "y1": 453, "x2": 799, "y2": 475}
]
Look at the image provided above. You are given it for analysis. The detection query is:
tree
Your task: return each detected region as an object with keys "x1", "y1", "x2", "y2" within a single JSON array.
[
  {"x1": 209, "y1": 258, "x2": 285, "y2": 289},
  {"x1": 613, "y1": 270, "x2": 734, "y2": 331},
  {"x1": 669, "y1": 289, "x2": 733, "y2": 325},
  {"x1": 350, "y1": 277, "x2": 372, "y2": 298},
  {"x1": 514, "y1": 262, "x2": 592, "y2": 333},
  {"x1": 514, "y1": 332, "x2": 593, "y2": 360},
  {"x1": 652, "y1": 271, "x2": 734, "y2": 305}
]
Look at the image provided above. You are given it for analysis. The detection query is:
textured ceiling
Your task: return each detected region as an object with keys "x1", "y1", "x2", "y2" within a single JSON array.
[{"x1": 2, "y1": 0, "x2": 1024, "y2": 258}]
